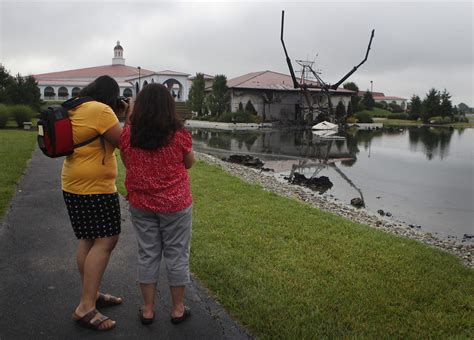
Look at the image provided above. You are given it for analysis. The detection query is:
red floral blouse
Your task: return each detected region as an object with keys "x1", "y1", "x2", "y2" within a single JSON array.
[{"x1": 119, "y1": 125, "x2": 193, "y2": 213}]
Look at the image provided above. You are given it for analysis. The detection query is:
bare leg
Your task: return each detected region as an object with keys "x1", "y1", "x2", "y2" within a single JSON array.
[
  {"x1": 140, "y1": 283, "x2": 157, "y2": 318},
  {"x1": 76, "y1": 239, "x2": 94, "y2": 283},
  {"x1": 75, "y1": 235, "x2": 119, "y2": 329},
  {"x1": 170, "y1": 285, "x2": 185, "y2": 318}
]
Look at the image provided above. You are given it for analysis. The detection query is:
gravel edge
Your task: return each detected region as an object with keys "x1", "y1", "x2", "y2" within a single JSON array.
[{"x1": 195, "y1": 152, "x2": 473, "y2": 268}]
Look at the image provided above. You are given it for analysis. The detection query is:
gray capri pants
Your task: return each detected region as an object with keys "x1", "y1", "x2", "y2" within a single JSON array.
[{"x1": 129, "y1": 204, "x2": 192, "y2": 286}]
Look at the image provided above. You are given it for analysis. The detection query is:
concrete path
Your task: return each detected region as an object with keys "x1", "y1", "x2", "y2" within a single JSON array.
[{"x1": 0, "y1": 149, "x2": 251, "y2": 339}]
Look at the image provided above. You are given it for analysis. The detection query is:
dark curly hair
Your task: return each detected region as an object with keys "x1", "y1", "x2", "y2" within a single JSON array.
[
  {"x1": 130, "y1": 83, "x2": 183, "y2": 150},
  {"x1": 79, "y1": 75, "x2": 120, "y2": 111}
]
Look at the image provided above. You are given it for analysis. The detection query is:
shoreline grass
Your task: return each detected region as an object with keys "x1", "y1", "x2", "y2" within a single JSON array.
[
  {"x1": 0, "y1": 130, "x2": 37, "y2": 218},
  {"x1": 116, "y1": 159, "x2": 473, "y2": 338}
]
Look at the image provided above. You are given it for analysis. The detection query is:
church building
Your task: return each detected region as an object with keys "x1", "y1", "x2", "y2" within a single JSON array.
[{"x1": 34, "y1": 42, "x2": 190, "y2": 102}]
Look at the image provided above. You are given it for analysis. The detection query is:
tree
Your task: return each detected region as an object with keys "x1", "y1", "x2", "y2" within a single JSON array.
[
  {"x1": 6, "y1": 74, "x2": 42, "y2": 110},
  {"x1": 343, "y1": 82, "x2": 360, "y2": 113},
  {"x1": 409, "y1": 94, "x2": 422, "y2": 114},
  {"x1": 421, "y1": 88, "x2": 440, "y2": 123},
  {"x1": 0, "y1": 64, "x2": 14, "y2": 103},
  {"x1": 458, "y1": 102, "x2": 470, "y2": 114},
  {"x1": 361, "y1": 90, "x2": 375, "y2": 110},
  {"x1": 188, "y1": 73, "x2": 206, "y2": 115},
  {"x1": 346, "y1": 101, "x2": 353, "y2": 117},
  {"x1": 439, "y1": 89, "x2": 453, "y2": 117},
  {"x1": 452, "y1": 105, "x2": 459, "y2": 115},
  {"x1": 206, "y1": 74, "x2": 230, "y2": 116},
  {"x1": 244, "y1": 100, "x2": 256, "y2": 114},
  {"x1": 335, "y1": 100, "x2": 346, "y2": 122}
]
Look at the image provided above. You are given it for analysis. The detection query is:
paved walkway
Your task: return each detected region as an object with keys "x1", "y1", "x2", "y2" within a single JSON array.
[{"x1": 0, "y1": 149, "x2": 251, "y2": 339}]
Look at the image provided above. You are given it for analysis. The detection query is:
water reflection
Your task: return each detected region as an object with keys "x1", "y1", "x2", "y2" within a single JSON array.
[
  {"x1": 190, "y1": 126, "x2": 474, "y2": 238},
  {"x1": 408, "y1": 127, "x2": 454, "y2": 160},
  {"x1": 192, "y1": 127, "x2": 459, "y2": 163}
]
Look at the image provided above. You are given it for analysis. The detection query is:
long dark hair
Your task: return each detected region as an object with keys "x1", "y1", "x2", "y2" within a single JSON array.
[
  {"x1": 79, "y1": 75, "x2": 120, "y2": 111},
  {"x1": 130, "y1": 83, "x2": 183, "y2": 150}
]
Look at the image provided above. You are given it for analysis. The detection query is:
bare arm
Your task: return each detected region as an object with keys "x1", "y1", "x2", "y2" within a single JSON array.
[
  {"x1": 184, "y1": 150, "x2": 195, "y2": 169},
  {"x1": 103, "y1": 123, "x2": 122, "y2": 149}
]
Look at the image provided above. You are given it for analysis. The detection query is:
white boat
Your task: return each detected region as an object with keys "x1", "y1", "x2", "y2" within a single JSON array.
[{"x1": 311, "y1": 121, "x2": 338, "y2": 130}]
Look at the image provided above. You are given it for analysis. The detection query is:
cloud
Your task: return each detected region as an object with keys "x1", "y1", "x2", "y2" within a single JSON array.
[{"x1": 0, "y1": 1, "x2": 472, "y2": 104}]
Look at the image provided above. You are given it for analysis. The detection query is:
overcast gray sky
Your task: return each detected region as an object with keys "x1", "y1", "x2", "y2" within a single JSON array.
[{"x1": 1, "y1": 0, "x2": 472, "y2": 105}]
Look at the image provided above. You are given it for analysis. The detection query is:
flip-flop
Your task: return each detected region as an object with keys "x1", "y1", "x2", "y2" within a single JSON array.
[
  {"x1": 96, "y1": 293, "x2": 123, "y2": 308},
  {"x1": 72, "y1": 309, "x2": 116, "y2": 331},
  {"x1": 170, "y1": 306, "x2": 191, "y2": 324},
  {"x1": 139, "y1": 308, "x2": 155, "y2": 325}
]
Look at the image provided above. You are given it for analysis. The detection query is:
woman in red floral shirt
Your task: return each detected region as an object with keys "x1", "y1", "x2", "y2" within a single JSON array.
[{"x1": 120, "y1": 83, "x2": 194, "y2": 325}]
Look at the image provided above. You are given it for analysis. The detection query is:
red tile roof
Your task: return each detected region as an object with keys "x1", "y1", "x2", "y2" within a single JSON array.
[
  {"x1": 226, "y1": 71, "x2": 354, "y2": 93},
  {"x1": 37, "y1": 79, "x2": 132, "y2": 87},
  {"x1": 34, "y1": 64, "x2": 155, "y2": 80}
]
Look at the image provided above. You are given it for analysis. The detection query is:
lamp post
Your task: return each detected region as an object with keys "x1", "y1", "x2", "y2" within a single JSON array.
[
  {"x1": 137, "y1": 66, "x2": 141, "y2": 94},
  {"x1": 370, "y1": 80, "x2": 373, "y2": 93}
]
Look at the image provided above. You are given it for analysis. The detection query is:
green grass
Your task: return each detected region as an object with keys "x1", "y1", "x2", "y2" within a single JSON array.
[
  {"x1": 382, "y1": 119, "x2": 474, "y2": 128},
  {"x1": 357, "y1": 107, "x2": 393, "y2": 117},
  {"x1": 0, "y1": 130, "x2": 37, "y2": 218},
  {"x1": 116, "y1": 160, "x2": 473, "y2": 338}
]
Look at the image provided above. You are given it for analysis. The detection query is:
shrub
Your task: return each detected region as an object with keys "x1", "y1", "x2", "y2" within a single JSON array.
[
  {"x1": 429, "y1": 116, "x2": 452, "y2": 124},
  {"x1": 0, "y1": 104, "x2": 9, "y2": 128},
  {"x1": 374, "y1": 102, "x2": 385, "y2": 109},
  {"x1": 453, "y1": 115, "x2": 468, "y2": 123},
  {"x1": 388, "y1": 113, "x2": 410, "y2": 120},
  {"x1": 408, "y1": 113, "x2": 420, "y2": 120},
  {"x1": 10, "y1": 105, "x2": 34, "y2": 128},
  {"x1": 354, "y1": 112, "x2": 374, "y2": 123},
  {"x1": 388, "y1": 102, "x2": 404, "y2": 113},
  {"x1": 346, "y1": 116, "x2": 357, "y2": 124}
]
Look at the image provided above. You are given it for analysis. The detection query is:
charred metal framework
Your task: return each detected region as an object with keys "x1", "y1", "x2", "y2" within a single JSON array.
[{"x1": 280, "y1": 10, "x2": 375, "y2": 125}]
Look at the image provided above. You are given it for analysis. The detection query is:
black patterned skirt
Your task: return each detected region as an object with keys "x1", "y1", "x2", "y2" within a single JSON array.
[{"x1": 63, "y1": 191, "x2": 121, "y2": 239}]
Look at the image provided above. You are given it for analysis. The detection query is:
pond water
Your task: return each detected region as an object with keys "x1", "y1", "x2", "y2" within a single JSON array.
[{"x1": 190, "y1": 126, "x2": 474, "y2": 240}]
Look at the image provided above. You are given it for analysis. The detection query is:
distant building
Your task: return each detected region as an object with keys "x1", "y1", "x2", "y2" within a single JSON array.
[
  {"x1": 188, "y1": 73, "x2": 215, "y2": 90},
  {"x1": 34, "y1": 41, "x2": 190, "y2": 102},
  {"x1": 222, "y1": 70, "x2": 354, "y2": 122},
  {"x1": 358, "y1": 91, "x2": 407, "y2": 111}
]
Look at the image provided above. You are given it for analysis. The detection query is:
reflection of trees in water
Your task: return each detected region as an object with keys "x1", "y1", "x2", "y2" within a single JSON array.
[{"x1": 408, "y1": 127, "x2": 454, "y2": 160}]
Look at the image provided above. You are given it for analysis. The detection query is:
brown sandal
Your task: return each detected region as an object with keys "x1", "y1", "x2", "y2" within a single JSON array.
[
  {"x1": 72, "y1": 309, "x2": 116, "y2": 331},
  {"x1": 96, "y1": 293, "x2": 123, "y2": 308}
]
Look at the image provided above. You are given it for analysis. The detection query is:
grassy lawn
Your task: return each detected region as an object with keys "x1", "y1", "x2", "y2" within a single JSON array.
[
  {"x1": 0, "y1": 130, "x2": 37, "y2": 218},
  {"x1": 359, "y1": 107, "x2": 393, "y2": 117},
  {"x1": 381, "y1": 119, "x2": 474, "y2": 128},
  {"x1": 116, "y1": 160, "x2": 473, "y2": 338}
]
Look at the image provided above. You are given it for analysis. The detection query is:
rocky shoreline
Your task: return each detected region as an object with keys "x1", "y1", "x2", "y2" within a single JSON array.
[{"x1": 195, "y1": 152, "x2": 473, "y2": 268}]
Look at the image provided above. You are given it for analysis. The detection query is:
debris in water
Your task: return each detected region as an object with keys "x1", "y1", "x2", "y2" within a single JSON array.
[{"x1": 289, "y1": 172, "x2": 333, "y2": 194}]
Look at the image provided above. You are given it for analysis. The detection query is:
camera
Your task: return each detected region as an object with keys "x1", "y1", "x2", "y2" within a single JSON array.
[{"x1": 115, "y1": 96, "x2": 130, "y2": 111}]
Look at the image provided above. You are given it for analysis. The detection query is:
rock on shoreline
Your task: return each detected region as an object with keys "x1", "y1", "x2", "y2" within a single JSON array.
[{"x1": 195, "y1": 152, "x2": 473, "y2": 268}]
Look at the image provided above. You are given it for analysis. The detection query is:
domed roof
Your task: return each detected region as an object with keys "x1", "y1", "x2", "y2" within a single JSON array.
[{"x1": 114, "y1": 41, "x2": 123, "y2": 51}]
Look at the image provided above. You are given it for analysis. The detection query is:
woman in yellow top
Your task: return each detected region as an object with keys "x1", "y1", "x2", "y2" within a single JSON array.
[{"x1": 63, "y1": 76, "x2": 126, "y2": 331}]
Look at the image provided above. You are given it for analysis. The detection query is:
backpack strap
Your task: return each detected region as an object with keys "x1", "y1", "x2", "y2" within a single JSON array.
[
  {"x1": 62, "y1": 96, "x2": 94, "y2": 110},
  {"x1": 64, "y1": 97, "x2": 107, "y2": 165}
]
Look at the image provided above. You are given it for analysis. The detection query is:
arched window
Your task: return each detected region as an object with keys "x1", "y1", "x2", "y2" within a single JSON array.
[
  {"x1": 58, "y1": 87, "x2": 69, "y2": 99},
  {"x1": 136, "y1": 82, "x2": 139, "y2": 94},
  {"x1": 143, "y1": 80, "x2": 149, "y2": 87},
  {"x1": 123, "y1": 88, "x2": 133, "y2": 97},
  {"x1": 71, "y1": 87, "x2": 81, "y2": 97},
  {"x1": 163, "y1": 78, "x2": 183, "y2": 101},
  {"x1": 151, "y1": 78, "x2": 155, "y2": 83},
  {"x1": 44, "y1": 87, "x2": 55, "y2": 98}
]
